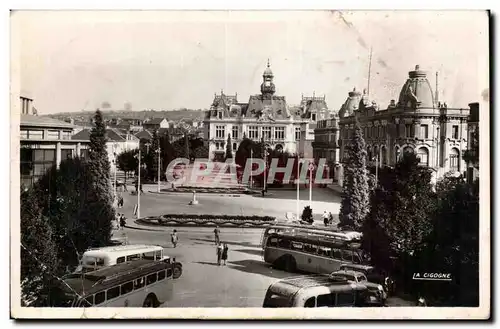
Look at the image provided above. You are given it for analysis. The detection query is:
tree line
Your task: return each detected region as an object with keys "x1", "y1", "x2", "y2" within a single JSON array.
[
  {"x1": 21, "y1": 110, "x2": 116, "y2": 306},
  {"x1": 116, "y1": 132, "x2": 208, "y2": 182},
  {"x1": 339, "y1": 115, "x2": 480, "y2": 306}
]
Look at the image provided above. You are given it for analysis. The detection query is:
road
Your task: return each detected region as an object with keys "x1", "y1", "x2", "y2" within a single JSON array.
[
  {"x1": 116, "y1": 225, "x2": 415, "y2": 307},
  {"x1": 118, "y1": 226, "x2": 291, "y2": 307}
]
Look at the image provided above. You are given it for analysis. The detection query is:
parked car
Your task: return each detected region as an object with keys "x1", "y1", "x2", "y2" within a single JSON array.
[{"x1": 330, "y1": 270, "x2": 387, "y2": 305}]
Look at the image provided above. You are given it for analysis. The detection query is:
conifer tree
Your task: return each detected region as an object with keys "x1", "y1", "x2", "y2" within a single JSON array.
[
  {"x1": 20, "y1": 187, "x2": 59, "y2": 306},
  {"x1": 226, "y1": 135, "x2": 233, "y2": 159},
  {"x1": 338, "y1": 116, "x2": 370, "y2": 230},
  {"x1": 89, "y1": 109, "x2": 114, "y2": 204}
]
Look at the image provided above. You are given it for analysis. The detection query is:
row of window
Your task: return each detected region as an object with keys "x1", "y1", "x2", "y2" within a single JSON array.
[
  {"x1": 361, "y1": 146, "x2": 460, "y2": 170},
  {"x1": 342, "y1": 124, "x2": 461, "y2": 140},
  {"x1": 79, "y1": 268, "x2": 171, "y2": 307},
  {"x1": 267, "y1": 237, "x2": 362, "y2": 264},
  {"x1": 214, "y1": 126, "x2": 293, "y2": 141},
  {"x1": 21, "y1": 129, "x2": 73, "y2": 140},
  {"x1": 304, "y1": 292, "x2": 356, "y2": 307}
]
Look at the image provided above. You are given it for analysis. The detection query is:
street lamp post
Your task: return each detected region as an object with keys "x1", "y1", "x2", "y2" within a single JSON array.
[
  {"x1": 112, "y1": 143, "x2": 118, "y2": 197},
  {"x1": 156, "y1": 145, "x2": 161, "y2": 193},
  {"x1": 308, "y1": 161, "x2": 314, "y2": 207}
]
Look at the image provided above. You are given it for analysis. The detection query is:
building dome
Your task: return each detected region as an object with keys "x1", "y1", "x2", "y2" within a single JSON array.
[
  {"x1": 263, "y1": 59, "x2": 273, "y2": 77},
  {"x1": 339, "y1": 88, "x2": 361, "y2": 118},
  {"x1": 397, "y1": 65, "x2": 435, "y2": 109},
  {"x1": 261, "y1": 59, "x2": 276, "y2": 96}
]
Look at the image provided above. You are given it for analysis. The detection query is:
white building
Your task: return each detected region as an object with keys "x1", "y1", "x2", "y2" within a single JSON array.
[
  {"x1": 72, "y1": 128, "x2": 140, "y2": 173},
  {"x1": 203, "y1": 61, "x2": 331, "y2": 161}
]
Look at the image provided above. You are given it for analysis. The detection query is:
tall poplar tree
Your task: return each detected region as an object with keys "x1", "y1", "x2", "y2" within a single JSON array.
[
  {"x1": 338, "y1": 116, "x2": 370, "y2": 230},
  {"x1": 225, "y1": 135, "x2": 233, "y2": 159}
]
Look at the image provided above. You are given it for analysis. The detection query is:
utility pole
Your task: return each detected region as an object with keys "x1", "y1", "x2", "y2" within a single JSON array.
[
  {"x1": 136, "y1": 148, "x2": 141, "y2": 219},
  {"x1": 367, "y1": 47, "x2": 373, "y2": 97},
  {"x1": 250, "y1": 148, "x2": 253, "y2": 189}
]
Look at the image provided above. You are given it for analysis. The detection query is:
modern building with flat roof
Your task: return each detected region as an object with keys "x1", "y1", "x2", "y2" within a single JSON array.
[{"x1": 19, "y1": 96, "x2": 90, "y2": 188}]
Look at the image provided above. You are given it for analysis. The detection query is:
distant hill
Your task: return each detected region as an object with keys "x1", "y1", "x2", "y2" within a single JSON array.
[{"x1": 44, "y1": 109, "x2": 206, "y2": 122}]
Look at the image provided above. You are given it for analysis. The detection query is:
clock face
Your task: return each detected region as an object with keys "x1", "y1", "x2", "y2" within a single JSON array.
[{"x1": 265, "y1": 81, "x2": 271, "y2": 87}]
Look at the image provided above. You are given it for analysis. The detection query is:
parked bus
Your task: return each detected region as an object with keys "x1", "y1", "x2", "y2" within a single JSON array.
[
  {"x1": 262, "y1": 274, "x2": 370, "y2": 307},
  {"x1": 52, "y1": 259, "x2": 179, "y2": 307},
  {"x1": 75, "y1": 244, "x2": 182, "y2": 278},
  {"x1": 261, "y1": 223, "x2": 362, "y2": 249},
  {"x1": 263, "y1": 232, "x2": 369, "y2": 274}
]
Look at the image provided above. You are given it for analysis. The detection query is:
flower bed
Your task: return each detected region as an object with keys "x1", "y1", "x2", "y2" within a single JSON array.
[
  {"x1": 137, "y1": 214, "x2": 276, "y2": 227},
  {"x1": 160, "y1": 187, "x2": 259, "y2": 195}
]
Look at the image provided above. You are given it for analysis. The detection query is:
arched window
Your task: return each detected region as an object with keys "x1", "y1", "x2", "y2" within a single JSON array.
[
  {"x1": 403, "y1": 146, "x2": 414, "y2": 154},
  {"x1": 449, "y1": 148, "x2": 460, "y2": 172},
  {"x1": 417, "y1": 147, "x2": 429, "y2": 166},
  {"x1": 381, "y1": 146, "x2": 387, "y2": 165}
]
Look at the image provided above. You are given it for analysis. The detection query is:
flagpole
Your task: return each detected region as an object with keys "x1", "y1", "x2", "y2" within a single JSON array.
[
  {"x1": 250, "y1": 149, "x2": 253, "y2": 189},
  {"x1": 137, "y1": 148, "x2": 141, "y2": 219},
  {"x1": 367, "y1": 47, "x2": 373, "y2": 97}
]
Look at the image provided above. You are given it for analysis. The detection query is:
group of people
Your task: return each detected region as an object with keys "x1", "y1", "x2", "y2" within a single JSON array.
[
  {"x1": 115, "y1": 213, "x2": 126, "y2": 230},
  {"x1": 169, "y1": 226, "x2": 229, "y2": 265},
  {"x1": 322, "y1": 211, "x2": 335, "y2": 226}
]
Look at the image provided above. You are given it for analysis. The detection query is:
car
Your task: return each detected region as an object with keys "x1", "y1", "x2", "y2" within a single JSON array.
[
  {"x1": 114, "y1": 179, "x2": 126, "y2": 187},
  {"x1": 330, "y1": 270, "x2": 387, "y2": 305}
]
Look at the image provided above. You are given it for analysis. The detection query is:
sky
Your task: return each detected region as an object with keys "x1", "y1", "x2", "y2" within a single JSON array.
[{"x1": 12, "y1": 10, "x2": 489, "y2": 114}]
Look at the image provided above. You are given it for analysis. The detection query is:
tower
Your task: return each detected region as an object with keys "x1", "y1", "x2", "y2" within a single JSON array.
[{"x1": 260, "y1": 59, "x2": 276, "y2": 97}]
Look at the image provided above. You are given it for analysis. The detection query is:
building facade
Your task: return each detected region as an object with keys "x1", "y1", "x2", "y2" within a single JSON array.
[
  {"x1": 312, "y1": 115, "x2": 341, "y2": 181},
  {"x1": 337, "y1": 65, "x2": 470, "y2": 184},
  {"x1": 143, "y1": 118, "x2": 169, "y2": 131},
  {"x1": 72, "y1": 128, "x2": 140, "y2": 173},
  {"x1": 20, "y1": 97, "x2": 91, "y2": 187},
  {"x1": 203, "y1": 61, "x2": 330, "y2": 161},
  {"x1": 465, "y1": 102, "x2": 479, "y2": 183}
]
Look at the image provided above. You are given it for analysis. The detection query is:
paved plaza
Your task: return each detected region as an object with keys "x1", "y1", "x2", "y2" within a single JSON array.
[
  {"x1": 117, "y1": 184, "x2": 342, "y2": 222},
  {"x1": 111, "y1": 186, "x2": 414, "y2": 307}
]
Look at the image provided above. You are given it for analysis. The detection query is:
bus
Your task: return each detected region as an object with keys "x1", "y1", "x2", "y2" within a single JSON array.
[
  {"x1": 262, "y1": 274, "x2": 371, "y2": 308},
  {"x1": 263, "y1": 232, "x2": 371, "y2": 274},
  {"x1": 74, "y1": 244, "x2": 182, "y2": 278},
  {"x1": 52, "y1": 259, "x2": 179, "y2": 307},
  {"x1": 260, "y1": 223, "x2": 363, "y2": 249}
]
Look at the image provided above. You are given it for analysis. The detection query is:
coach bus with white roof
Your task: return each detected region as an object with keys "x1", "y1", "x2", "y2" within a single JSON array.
[
  {"x1": 74, "y1": 244, "x2": 182, "y2": 278},
  {"x1": 261, "y1": 223, "x2": 363, "y2": 250},
  {"x1": 262, "y1": 274, "x2": 371, "y2": 307},
  {"x1": 263, "y1": 231, "x2": 371, "y2": 274},
  {"x1": 52, "y1": 259, "x2": 178, "y2": 307}
]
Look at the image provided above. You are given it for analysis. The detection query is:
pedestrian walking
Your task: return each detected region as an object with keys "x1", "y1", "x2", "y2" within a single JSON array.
[
  {"x1": 216, "y1": 242, "x2": 223, "y2": 266},
  {"x1": 171, "y1": 230, "x2": 179, "y2": 248},
  {"x1": 323, "y1": 211, "x2": 329, "y2": 226},
  {"x1": 214, "y1": 226, "x2": 220, "y2": 245},
  {"x1": 120, "y1": 214, "x2": 126, "y2": 230},
  {"x1": 221, "y1": 243, "x2": 229, "y2": 266},
  {"x1": 328, "y1": 212, "x2": 334, "y2": 225},
  {"x1": 118, "y1": 194, "x2": 124, "y2": 208}
]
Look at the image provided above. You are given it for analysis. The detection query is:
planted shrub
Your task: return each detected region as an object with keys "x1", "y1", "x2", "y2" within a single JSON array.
[{"x1": 301, "y1": 206, "x2": 314, "y2": 224}]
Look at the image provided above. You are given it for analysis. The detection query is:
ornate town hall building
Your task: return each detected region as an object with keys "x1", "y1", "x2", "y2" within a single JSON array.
[
  {"x1": 204, "y1": 61, "x2": 330, "y2": 161},
  {"x1": 337, "y1": 65, "x2": 470, "y2": 184}
]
